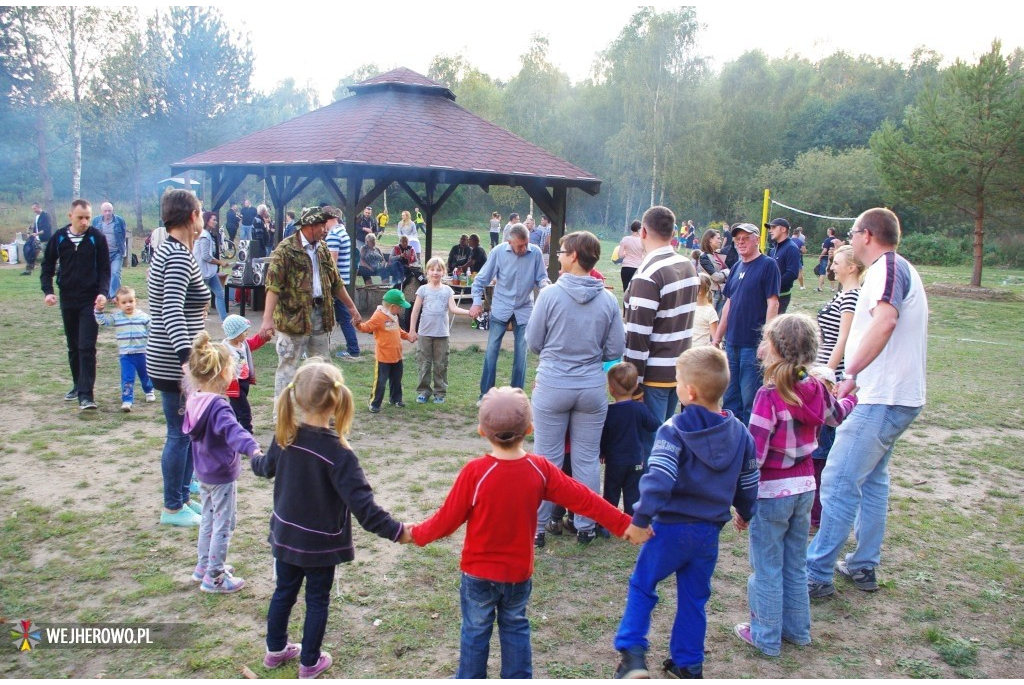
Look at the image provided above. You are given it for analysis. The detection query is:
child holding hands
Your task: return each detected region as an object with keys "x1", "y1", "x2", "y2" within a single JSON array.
[
  {"x1": 614, "y1": 346, "x2": 759, "y2": 679},
  {"x1": 600, "y1": 362, "x2": 660, "y2": 516},
  {"x1": 734, "y1": 313, "x2": 857, "y2": 657},
  {"x1": 409, "y1": 387, "x2": 650, "y2": 679},
  {"x1": 408, "y1": 257, "x2": 471, "y2": 404},
  {"x1": 221, "y1": 314, "x2": 271, "y2": 433},
  {"x1": 251, "y1": 360, "x2": 410, "y2": 679},
  {"x1": 182, "y1": 331, "x2": 263, "y2": 594},
  {"x1": 357, "y1": 288, "x2": 415, "y2": 412},
  {"x1": 94, "y1": 285, "x2": 155, "y2": 412}
]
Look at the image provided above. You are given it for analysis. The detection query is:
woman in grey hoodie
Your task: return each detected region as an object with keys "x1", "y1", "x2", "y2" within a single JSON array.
[{"x1": 527, "y1": 231, "x2": 625, "y2": 545}]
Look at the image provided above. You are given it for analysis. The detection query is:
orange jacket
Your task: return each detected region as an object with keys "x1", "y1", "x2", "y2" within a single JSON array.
[{"x1": 357, "y1": 306, "x2": 411, "y2": 363}]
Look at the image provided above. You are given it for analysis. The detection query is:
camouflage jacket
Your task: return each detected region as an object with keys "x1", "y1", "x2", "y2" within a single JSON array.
[{"x1": 265, "y1": 233, "x2": 342, "y2": 335}]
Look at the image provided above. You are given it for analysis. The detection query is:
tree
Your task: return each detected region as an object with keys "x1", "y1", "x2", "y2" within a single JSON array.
[
  {"x1": 332, "y1": 64, "x2": 382, "y2": 102},
  {"x1": 871, "y1": 41, "x2": 1024, "y2": 286}
]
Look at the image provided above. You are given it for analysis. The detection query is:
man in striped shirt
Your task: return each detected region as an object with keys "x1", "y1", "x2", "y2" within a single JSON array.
[
  {"x1": 623, "y1": 205, "x2": 699, "y2": 452},
  {"x1": 326, "y1": 215, "x2": 361, "y2": 362}
]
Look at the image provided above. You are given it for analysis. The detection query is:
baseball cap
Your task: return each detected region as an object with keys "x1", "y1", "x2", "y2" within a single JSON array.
[
  {"x1": 382, "y1": 289, "x2": 411, "y2": 309},
  {"x1": 731, "y1": 223, "x2": 760, "y2": 237},
  {"x1": 764, "y1": 217, "x2": 791, "y2": 230},
  {"x1": 478, "y1": 387, "x2": 532, "y2": 445}
]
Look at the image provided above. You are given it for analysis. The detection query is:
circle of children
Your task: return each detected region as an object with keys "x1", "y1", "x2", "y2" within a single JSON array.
[{"x1": 42, "y1": 196, "x2": 907, "y2": 680}]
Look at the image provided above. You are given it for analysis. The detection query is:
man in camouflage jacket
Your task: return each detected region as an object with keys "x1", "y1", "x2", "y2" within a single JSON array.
[{"x1": 260, "y1": 206, "x2": 361, "y2": 399}]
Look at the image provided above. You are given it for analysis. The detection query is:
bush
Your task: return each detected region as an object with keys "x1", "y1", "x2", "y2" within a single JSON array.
[{"x1": 899, "y1": 233, "x2": 968, "y2": 266}]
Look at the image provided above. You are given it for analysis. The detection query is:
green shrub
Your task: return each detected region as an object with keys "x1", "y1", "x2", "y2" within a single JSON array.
[{"x1": 899, "y1": 233, "x2": 969, "y2": 266}]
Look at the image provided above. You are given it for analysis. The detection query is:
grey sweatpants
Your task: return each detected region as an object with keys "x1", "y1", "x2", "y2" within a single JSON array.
[
  {"x1": 532, "y1": 383, "x2": 608, "y2": 534},
  {"x1": 197, "y1": 480, "x2": 237, "y2": 576}
]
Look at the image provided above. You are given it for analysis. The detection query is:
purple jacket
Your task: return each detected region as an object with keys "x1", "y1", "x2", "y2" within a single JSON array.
[{"x1": 183, "y1": 391, "x2": 260, "y2": 485}]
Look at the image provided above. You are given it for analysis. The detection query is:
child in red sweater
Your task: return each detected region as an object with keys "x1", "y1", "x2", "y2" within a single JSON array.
[
  {"x1": 409, "y1": 387, "x2": 652, "y2": 678},
  {"x1": 357, "y1": 288, "x2": 416, "y2": 413}
]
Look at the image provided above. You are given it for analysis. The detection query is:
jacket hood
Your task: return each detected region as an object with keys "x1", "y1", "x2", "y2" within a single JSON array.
[
  {"x1": 786, "y1": 377, "x2": 831, "y2": 428},
  {"x1": 183, "y1": 391, "x2": 218, "y2": 437},
  {"x1": 670, "y1": 404, "x2": 747, "y2": 471},
  {"x1": 556, "y1": 273, "x2": 606, "y2": 304}
]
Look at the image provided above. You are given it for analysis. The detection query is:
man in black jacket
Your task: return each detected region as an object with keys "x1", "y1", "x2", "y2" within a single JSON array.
[{"x1": 40, "y1": 199, "x2": 111, "y2": 410}]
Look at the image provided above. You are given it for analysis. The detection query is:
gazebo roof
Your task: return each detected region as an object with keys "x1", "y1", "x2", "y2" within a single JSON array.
[{"x1": 171, "y1": 68, "x2": 599, "y2": 192}]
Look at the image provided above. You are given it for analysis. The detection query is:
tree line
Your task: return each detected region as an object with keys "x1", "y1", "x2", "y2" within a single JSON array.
[{"x1": 2, "y1": 6, "x2": 1021, "y2": 284}]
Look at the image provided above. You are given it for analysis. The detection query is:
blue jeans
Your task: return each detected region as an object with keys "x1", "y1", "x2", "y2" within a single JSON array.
[
  {"x1": 478, "y1": 317, "x2": 527, "y2": 396},
  {"x1": 239, "y1": 224, "x2": 253, "y2": 241},
  {"x1": 119, "y1": 353, "x2": 153, "y2": 404},
  {"x1": 615, "y1": 521, "x2": 721, "y2": 669},
  {"x1": 723, "y1": 344, "x2": 762, "y2": 426},
  {"x1": 640, "y1": 384, "x2": 679, "y2": 462},
  {"x1": 266, "y1": 559, "x2": 335, "y2": 668},
  {"x1": 458, "y1": 573, "x2": 532, "y2": 679},
  {"x1": 160, "y1": 390, "x2": 193, "y2": 511},
  {"x1": 807, "y1": 404, "x2": 923, "y2": 581},
  {"x1": 747, "y1": 492, "x2": 814, "y2": 656},
  {"x1": 108, "y1": 251, "x2": 123, "y2": 299},
  {"x1": 204, "y1": 274, "x2": 227, "y2": 321},
  {"x1": 333, "y1": 296, "x2": 360, "y2": 356}
]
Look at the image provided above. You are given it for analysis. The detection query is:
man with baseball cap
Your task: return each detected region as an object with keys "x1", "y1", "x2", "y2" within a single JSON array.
[
  {"x1": 765, "y1": 218, "x2": 801, "y2": 314},
  {"x1": 260, "y1": 206, "x2": 361, "y2": 398},
  {"x1": 711, "y1": 223, "x2": 781, "y2": 425}
]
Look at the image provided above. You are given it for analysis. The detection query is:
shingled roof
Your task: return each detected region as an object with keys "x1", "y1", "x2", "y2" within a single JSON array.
[{"x1": 172, "y1": 68, "x2": 599, "y2": 190}]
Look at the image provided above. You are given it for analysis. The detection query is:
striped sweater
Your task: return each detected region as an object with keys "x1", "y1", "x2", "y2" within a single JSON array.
[
  {"x1": 623, "y1": 245, "x2": 699, "y2": 388},
  {"x1": 95, "y1": 309, "x2": 151, "y2": 355},
  {"x1": 145, "y1": 236, "x2": 210, "y2": 392}
]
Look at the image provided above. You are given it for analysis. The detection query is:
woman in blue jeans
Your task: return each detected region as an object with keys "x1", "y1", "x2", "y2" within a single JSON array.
[
  {"x1": 195, "y1": 212, "x2": 229, "y2": 320},
  {"x1": 146, "y1": 189, "x2": 211, "y2": 527}
]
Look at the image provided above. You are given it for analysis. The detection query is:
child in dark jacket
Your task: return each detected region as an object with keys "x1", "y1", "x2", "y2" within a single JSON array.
[
  {"x1": 734, "y1": 313, "x2": 857, "y2": 657},
  {"x1": 600, "y1": 362, "x2": 660, "y2": 516},
  {"x1": 183, "y1": 332, "x2": 262, "y2": 594},
  {"x1": 251, "y1": 359, "x2": 410, "y2": 680},
  {"x1": 613, "y1": 346, "x2": 759, "y2": 679}
]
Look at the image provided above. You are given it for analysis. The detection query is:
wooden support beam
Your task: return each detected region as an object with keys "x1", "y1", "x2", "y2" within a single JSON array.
[{"x1": 209, "y1": 168, "x2": 248, "y2": 211}]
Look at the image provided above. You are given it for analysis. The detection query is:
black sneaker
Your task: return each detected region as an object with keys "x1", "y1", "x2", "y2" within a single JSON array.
[
  {"x1": 392, "y1": 401, "x2": 406, "y2": 408},
  {"x1": 368, "y1": 403, "x2": 381, "y2": 414},
  {"x1": 544, "y1": 519, "x2": 563, "y2": 536},
  {"x1": 807, "y1": 580, "x2": 836, "y2": 598},
  {"x1": 64, "y1": 389, "x2": 78, "y2": 401},
  {"x1": 614, "y1": 649, "x2": 649, "y2": 679},
  {"x1": 79, "y1": 398, "x2": 97, "y2": 411},
  {"x1": 563, "y1": 516, "x2": 577, "y2": 534},
  {"x1": 663, "y1": 658, "x2": 703, "y2": 679},
  {"x1": 595, "y1": 525, "x2": 612, "y2": 539},
  {"x1": 835, "y1": 561, "x2": 879, "y2": 591},
  {"x1": 534, "y1": 533, "x2": 545, "y2": 548},
  {"x1": 577, "y1": 529, "x2": 597, "y2": 545}
]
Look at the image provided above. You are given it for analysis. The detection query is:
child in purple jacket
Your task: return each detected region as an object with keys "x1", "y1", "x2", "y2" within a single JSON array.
[{"x1": 183, "y1": 331, "x2": 263, "y2": 594}]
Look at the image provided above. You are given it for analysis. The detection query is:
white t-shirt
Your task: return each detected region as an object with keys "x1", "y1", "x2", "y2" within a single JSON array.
[
  {"x1": 415, "y1": 283, "x2": 454, "y2": 338},
  {"x1": 845, "y1": 251, "x2": 927, "y2": 406},
  {"x1": 691, "y1": 304, "x2": 719, "y2": 347}
]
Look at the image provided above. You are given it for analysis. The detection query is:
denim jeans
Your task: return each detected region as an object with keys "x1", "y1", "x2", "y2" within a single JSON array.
[
  {"x1": 478, "y1": 317, "x2": 528, "y2": 396},
  {"x1": 266, "y1": 559, "x2": 336, "y2": 668},
  {"x1": 108, "y1": 251, "x2": 123, "y2": 299},
  {"x1": 204, "y1": 274, "x2": 227, "y2": 321},
  {"x1": 119, "y1": 353, "x2": 154, "y2": 404},
  {"x1": 457, "y1": 573, "x2": 532, "y2": 679},
  {"x1": 806, "y1": 404, "x2": 923, "y2": 581},
  {"x1": 723, "y1": 344, "x2": 763, "y2": 426},
  {"x1": 333, "y1": 296, "x2": 360, "y2": 356},
  {"x1": 615, "y1": 521, "x2": 721, "y2": 670},
  {"x1": 747, "y1": 492, "x2": 814, "y2": 656},
  {"x1": 239, "y1": 224, "x2": 253, "y2": 241},
  {"x1": 640, "y1": 384, "x2": 678, "y2": 462},
  {"x1": 160, "y1": 390, "x2": 193, "y2": 511}
]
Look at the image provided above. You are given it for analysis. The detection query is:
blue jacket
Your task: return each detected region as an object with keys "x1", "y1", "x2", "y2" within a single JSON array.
[
  {"x1": 770, "y1": 237, "x2": 802, "y2": 295},
  {"x1": 91, "y1": 214, "x2": 127, "y2": 256},
  {"x1": 632, "y1": 404, "x2": 759, "y2": 527}
]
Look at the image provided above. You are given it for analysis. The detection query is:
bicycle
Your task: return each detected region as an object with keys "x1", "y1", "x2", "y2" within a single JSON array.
[{"x1": 219, "y1": 227, "x2": 236, "y2": 261}]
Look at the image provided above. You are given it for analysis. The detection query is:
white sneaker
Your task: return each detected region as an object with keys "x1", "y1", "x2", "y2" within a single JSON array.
[
  {"x1": 121, "y1": 402, "x2": 133, "y2": 412},
  {"x1": 145, "y1": 391, "x2": 156, "y2": 402}
]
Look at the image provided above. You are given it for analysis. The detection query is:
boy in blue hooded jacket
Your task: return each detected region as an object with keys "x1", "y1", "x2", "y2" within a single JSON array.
[{"x1": 613, "y1": 345, "x2": 759, "y2": 679}]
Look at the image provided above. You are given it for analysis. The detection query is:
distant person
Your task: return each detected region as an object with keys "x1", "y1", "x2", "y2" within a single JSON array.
[
  {"x1": 613, "y1": 346, "x2": 758, "y2": 679},
  {"x1": 40, "y1": 199, "x2": 111, "y2": 411},
  {"x1": 414, "y1": 207, "x2": 425, "y2": 233},
  {"x1": 792, "y1": 226, "x2": 807, "y2": 289},
  {"x1": 409, "y1": 386, "x2": 640, "y2": 679},
  {"x1": 698, "y1": 229, "x2": 729, "y2": 315},
  {"x1": 526, "y1": 216, "x2": 542, "y2": 247},
  {"x1": 616, "y1": 220, "x2": 645, "y2": 291},
  {"x1": 711, "y1": 223, "x2": 780, "y2": 426},
  {"x1": 225, "y1": 202, "x2": 240, "y2": 242},
  {"x1": 538, "y1": 215, "x2": 553, "y2": 263},
  {"x1": 466, "y1": 234, "x2": 487, "y2": 273},
  {"x1": 806, "y1": 208, "x2": 928, "y2": 598},
  {"x1": 691, "y1": 273, "x2": 719, "y2": 347},
  {"x1": 326, "y1": 215, "x2": 361, "y2": 362},
  {"x1": 251, "y1": 360, "x2": 410, "y2": 680},
  {"x1": 357, "y1": 234, "x2": 388, "y2": 284},
  {"x1": 409, "y1": 257, "x2": 472, "y2": 404},
  {"x1": 92, "y1": 202, "x2": 128, "y2": 298},
  {"x1": 355, "y1": 206, "x2": 375, "y2": 247},
  {"x1": 20, "y1": 227, "x2": 40, "y2": 275},
  {"x1": 766, "y1": 218, "x2": 801, "y2": 314},
  {"x1": 376, "y1": 207, "x2": 389, "y2": 237},
  {"x1": 32, "y1": 202, "x2": 53, "y2": 243},
  {"x1": 489, "y1": 211, "x2": 501, "y2": 248},
  {"x1": 282, "y1": 210, "x2": 297, "y2": 239},
  {"x1": 94, "y1": 285, "x2": 155, "y2": 412},
  {"x1": 447, "y1": 234, "x2": 472, "y2": 273},
  {"x1": 502, "y1": 212, "x2": 520, "y2": 242},
  {"x1": 469, "y1": 223, "x2": 548, "y2": 398},
  {"x1": 388, "y1": 235, "x2": 422, "y2": 287},
  {"x1": 194, "y1": 211, "x2": 229, "y2": 321},
  {"x1": 396, "y1": 210, "x2": 420, "y2": 260},
  {"x1": 238, "y1": 199, "x2": 257, "y2": 242},
  {"x1": 816, "y1": 227, "x2": 840, "y2": 292}
]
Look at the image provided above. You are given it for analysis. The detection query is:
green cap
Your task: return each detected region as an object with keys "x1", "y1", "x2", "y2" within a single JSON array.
[{"x1": 382, "y1": 288, "x2": 411, "y2": 309}]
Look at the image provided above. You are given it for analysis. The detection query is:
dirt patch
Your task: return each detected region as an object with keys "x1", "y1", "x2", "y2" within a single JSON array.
[{"x1": 925, "y1": 282, "x2": 1022, "y2": 301}]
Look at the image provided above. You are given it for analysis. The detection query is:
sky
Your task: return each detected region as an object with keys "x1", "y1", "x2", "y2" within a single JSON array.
[{"x1": 203, "y1": 1, "x2": 1024, "y2": 105}]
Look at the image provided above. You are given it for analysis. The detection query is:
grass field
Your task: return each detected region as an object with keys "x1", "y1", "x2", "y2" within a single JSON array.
[{"x1": 1, "y1": 234, "x2": 1022, "y2": 679}]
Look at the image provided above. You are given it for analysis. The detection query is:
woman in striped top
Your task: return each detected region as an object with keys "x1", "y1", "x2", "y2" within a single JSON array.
[{"x1": 147, "y1": 189, "x2": 212, "y2": 527}]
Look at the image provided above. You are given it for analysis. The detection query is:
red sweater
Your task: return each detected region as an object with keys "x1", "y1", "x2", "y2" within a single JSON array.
[{"x1": 411, "y1": 454, "x2": 632, "y2": 583}]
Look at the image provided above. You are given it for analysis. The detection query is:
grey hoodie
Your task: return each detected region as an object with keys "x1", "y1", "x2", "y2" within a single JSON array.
[{"x1": 527, "y1": 273, "x2": 625, "y2": 389}]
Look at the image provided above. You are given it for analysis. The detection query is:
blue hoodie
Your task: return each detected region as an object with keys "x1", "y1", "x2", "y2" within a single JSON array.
[
  {"x1": 183, "y1": 391, "x2": 260, "y2": 485},
  {"x1": 632, "y1": 404, "x2": 759, "y2": 527},
  {"x1": 526, "y1": 273, "x2": 625, "y2": 389}
]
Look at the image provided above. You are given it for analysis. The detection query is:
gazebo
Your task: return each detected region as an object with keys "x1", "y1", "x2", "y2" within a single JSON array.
[{"x1": 169, "y1": 67, "x2": 602, "y2": 286}]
